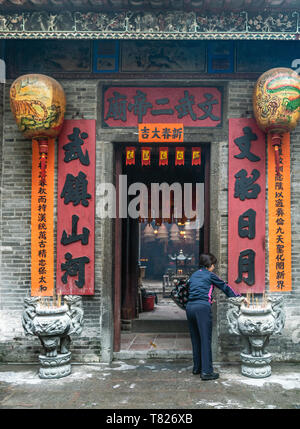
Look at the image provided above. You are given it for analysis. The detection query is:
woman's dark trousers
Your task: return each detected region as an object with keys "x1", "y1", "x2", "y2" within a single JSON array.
[{"x1": 186, "y1": 301, "x2": 213, "y2": 374}]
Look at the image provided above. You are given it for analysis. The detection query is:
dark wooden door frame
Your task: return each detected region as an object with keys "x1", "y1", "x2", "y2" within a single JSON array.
[
  {"x1": 113, "y1": 148, "x2": 122, "y2": 352},
  {"x1": 203, "y1": 144, "x2": 211, "y2": 254},
  {"x1": 113, "y1": 143, "x2": 211, "y2": 352}
]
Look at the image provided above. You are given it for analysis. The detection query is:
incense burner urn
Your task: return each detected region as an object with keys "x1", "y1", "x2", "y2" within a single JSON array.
[
  {"x1": 227, "y1": 296, "x2": 285, "y2": 378},
  {"x1": 22, "y1": 296, "x2": 84, "y2": 379}
]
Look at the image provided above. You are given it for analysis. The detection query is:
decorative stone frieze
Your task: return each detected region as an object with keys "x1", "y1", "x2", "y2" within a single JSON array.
[{"x1": 0, "y1": 10, "x2": 299, "y2": 39}]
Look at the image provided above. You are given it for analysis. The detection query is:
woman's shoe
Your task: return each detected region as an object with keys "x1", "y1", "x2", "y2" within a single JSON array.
[
  {"x1": 200, "y1": 372, "x2": 219, "y2": 380},
  {"x1": 192, "y1": 369, "x2": 201, "y2": 375}
]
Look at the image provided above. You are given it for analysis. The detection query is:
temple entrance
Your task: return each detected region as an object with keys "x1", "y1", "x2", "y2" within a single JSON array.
[{"x1": 113, "y1": 143, "x2": 210, "y2": 352}]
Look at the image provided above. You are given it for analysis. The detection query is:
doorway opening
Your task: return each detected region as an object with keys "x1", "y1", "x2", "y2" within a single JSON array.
[{"x1": 113, "y1": 143, "x2": 210, "y2": 352}]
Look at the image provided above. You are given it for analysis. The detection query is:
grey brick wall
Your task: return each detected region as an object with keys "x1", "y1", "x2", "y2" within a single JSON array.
[{"x1": 0, "y1": 78, "x2": 299, "y2": 363}]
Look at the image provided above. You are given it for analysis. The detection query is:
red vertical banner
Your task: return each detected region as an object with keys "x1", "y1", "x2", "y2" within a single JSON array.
[
  {"x1": 159, "y1": 147, "x2": 169, "y2": 166},
  {"x1": 228, "y1": 118, "x2": 266, "y2": 294},
  {"x1": 56, "y1": 120, "x2": 96, "y2": 295},
  {"x1": 192, "y1": 147, "x2": 201, "y2": 165},
  {"x1": 141, "y1": 147, "x2": 151, "y2": 166},
  {"x1": 175, "y1": 147, "x2": 185, "y2": 165},
  {"x1": 126, "y1": 146, "x2": 136, "y2": 165}
]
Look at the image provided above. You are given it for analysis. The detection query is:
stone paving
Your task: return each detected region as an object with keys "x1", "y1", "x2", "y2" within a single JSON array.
[
  {"x1": 0, "y1": 360, "x2": 299, "y2": 410},
  {"x1": 120, "y1": 333, "x2": 192, "y2": 353}
]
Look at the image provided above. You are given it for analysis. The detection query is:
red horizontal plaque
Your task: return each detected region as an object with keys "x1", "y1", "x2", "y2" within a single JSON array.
[
  {"x1": 56, "y1": 120, "x2": 96, "y2": 295},
  {"x1": 103, "y1": 86, "x2": 222, "y2": 128}
]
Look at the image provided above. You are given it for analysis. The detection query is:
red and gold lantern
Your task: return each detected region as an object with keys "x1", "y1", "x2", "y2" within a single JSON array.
[
  {"x1": 253, "y1": 67, "x2": 300, "y2": 175},
  {"x1": 10, "y1": 74, "x2": 66, "y2": 183}
]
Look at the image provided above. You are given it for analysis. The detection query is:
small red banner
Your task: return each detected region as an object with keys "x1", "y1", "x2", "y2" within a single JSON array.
[
  {"x1": 175, "y1": 147, "x2": 185, "y2": 166},
  {"x1": 192, "y1": 147, "x2": 201, "y2": 165},
  {"x1": 126, "y1": 146, "x2": 136, "y2": 165},
  {"x1": 56, "y1": 120, "x2": 96, "y2": 295},
  {"x1": 228, "y1": 118, "x2": 266, "y2": 294},
  {"x1": 159, "y1": 147, "x2": 169, "y2": 166},
  {"x1": 141, "y1": 147, "x2": 151, "y2": 166},
  {"x1": 138, "y1": 123, "x2": 184, "y2": 143}
]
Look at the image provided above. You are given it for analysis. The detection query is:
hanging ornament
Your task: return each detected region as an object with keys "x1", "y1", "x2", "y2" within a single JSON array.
[
  {"x1": 141, "y1": 147, "x2": 151, "y2": 166},
  {"x1": 157, "y1": 223, "x2": 169, "y2": 241},
  {"x1": 170, "y1": 223, "x2": 181, "y2": 242},
  {"x1": 253, "y1": 67, "x2": 300, "y2": 176},
  {"x1": 126, "y1": 146, "x2": 136, "y2": 165},
  {"x1": 184, "y1": 220, "x2": 194, "y2": 243},
  {"x1": 192, "y1": 147, "x2": 201, "y2": 166},
  {"x1": 143, "y1": 223, "x2": 155, "y2": 242},
  {"x1": 175, "y1": 147, "x2": 185, "y2": 166},
  {"x1": 10, "y1": 74, "x2": 66, "y2": 184},
  {"x1": 159, "y1": 147, "x2": 169, "y2": 166}
]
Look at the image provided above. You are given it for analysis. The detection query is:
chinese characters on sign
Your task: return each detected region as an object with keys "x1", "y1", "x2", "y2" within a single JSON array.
[
  {"x1": 103, "y1": 87, "x2": 222, "y2": 127},
  {"x1": 228, "y1": 119, "x2": 266, "y2": 294},
  {"x1": 138, "y1": 123, "x2": 184, "y2": 143},
  {"x1": 31, "y1": 139, "x2": 55, "y2": 296},
  {"x1": 268, "y1": 133, "x2": 292, "y2": 292},
  {"x1": 56, "y1": 120, "x2": 96, "y2": 295}
]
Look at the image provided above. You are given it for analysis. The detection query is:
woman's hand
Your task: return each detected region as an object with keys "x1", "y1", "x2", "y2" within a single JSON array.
[{"x1": 243, "y1": 297, "x2": 250, "y2": 306}]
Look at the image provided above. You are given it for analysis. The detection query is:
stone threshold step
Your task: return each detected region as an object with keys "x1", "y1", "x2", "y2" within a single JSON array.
[{"x1": 113, "y1": 350, "x2": 193, "y2": 359}]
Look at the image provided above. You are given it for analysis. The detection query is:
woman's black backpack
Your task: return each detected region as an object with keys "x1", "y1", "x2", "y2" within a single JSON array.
[{"x1": 170, "y1": 279, "x2": 189, "y2": 310}]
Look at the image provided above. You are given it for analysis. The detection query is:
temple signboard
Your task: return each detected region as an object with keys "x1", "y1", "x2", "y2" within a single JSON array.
[
  {"x1": 228, "y1": 118, "x2": 266, "y2": 294},
  {"x1": 103, "y1": 87, "x2": 222, "y2": 128},
  {"x1": 56, "y1": 120, "x2": 96, "y2": 295}
]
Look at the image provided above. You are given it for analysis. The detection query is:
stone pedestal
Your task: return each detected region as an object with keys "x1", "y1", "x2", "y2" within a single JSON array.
[
  {"x1": 240, "y1": 352, "x2": 272, "y2": 378},
  {"x1": 39, "y1": 352, "x2": 72, "y2": 379}
]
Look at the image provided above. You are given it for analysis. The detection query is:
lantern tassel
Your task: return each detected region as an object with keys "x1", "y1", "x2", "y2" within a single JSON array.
[
  {"x1": 38, "y1": 139, "x2": 48, "y2": 184},
  {"x1": 271, "y1": 133, "x2": 282, "y2": 176}
]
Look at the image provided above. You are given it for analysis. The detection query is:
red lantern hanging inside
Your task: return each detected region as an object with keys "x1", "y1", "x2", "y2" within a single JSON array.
[
  {"x1": 10, "y1": 74, "x2": 66, "y2": 184},
  {"x1": 253, "y1": 67, "x2": 300, "y2": 176}
]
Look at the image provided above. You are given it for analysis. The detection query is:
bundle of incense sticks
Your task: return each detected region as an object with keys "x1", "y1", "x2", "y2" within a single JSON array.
[
  {"x1": 245, "y1": 292, "x2": 268, "y2": 308},
  {"x1": 40, "y1": 292, "x2": 62, "y2": 308},
  {"x1": 52, "y1": 291, "x2": 62, "y2": 307}
]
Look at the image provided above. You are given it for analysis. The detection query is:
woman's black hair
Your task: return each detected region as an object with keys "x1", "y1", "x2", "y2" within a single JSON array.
[{"x1": 199, "y1": 253, "x2": 217, "y2": 268}]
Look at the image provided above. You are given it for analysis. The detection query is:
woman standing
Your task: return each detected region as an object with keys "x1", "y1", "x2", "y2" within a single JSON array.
[{"x1": 186, "y1": 253, "x2": 243, "y2": 381}]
